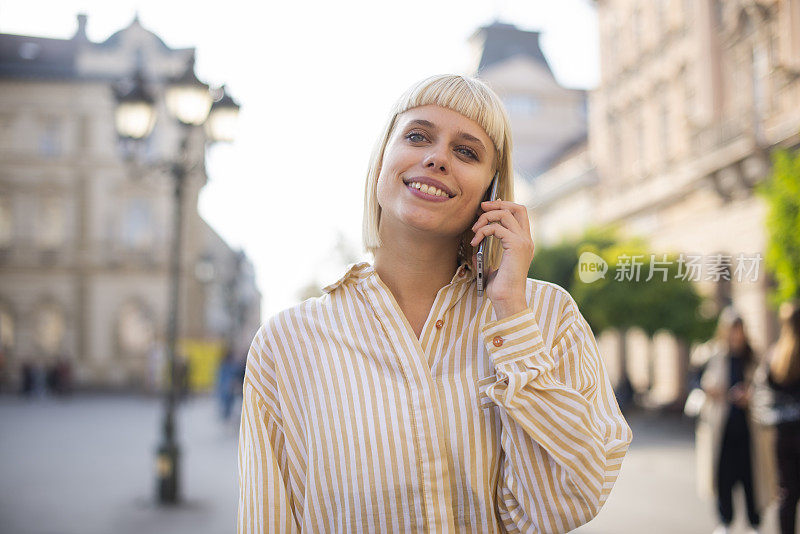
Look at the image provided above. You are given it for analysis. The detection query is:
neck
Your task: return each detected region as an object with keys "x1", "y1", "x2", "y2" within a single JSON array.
[{"x1": 373, "y1": 224, "x2": 460, "y2": 306}]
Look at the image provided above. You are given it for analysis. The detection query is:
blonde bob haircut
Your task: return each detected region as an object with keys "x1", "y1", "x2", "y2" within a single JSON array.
[{"x1": 362, "y1": 74, "x2": 514, "y2": 272}]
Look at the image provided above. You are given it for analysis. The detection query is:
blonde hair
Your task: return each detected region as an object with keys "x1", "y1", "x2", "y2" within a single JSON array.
[
  {"x1": 362, "y1": 74, "x2": 514, "y2": 270},
  {"x1": 770, "y1": 301, "x2": 800, "y2": 385}
]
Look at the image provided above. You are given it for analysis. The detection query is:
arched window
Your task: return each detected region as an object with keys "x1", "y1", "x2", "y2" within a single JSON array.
[
  {"x1": 35, "y1": 302, "x2": 65, "y2": 355},
  {"x1": 0, "y1": 196, "x2": 12, "y2": 249},
  {"x1": 37, "y1": 196, "x2": 65, "y2": 249},
  {"x1": 122, "y1": 198, "x2": 154, "y2": 249},
  {"x1": 117, "y1": 300, "x2": 155, "y2": 354},
  {"x1": 0, "y1": 306, "x2": 14, "y2": 352}
]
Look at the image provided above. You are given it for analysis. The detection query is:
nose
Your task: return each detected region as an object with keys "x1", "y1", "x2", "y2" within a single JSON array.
[{"x1": 423, "y1": 147, "x2": 448, "y2": 173}]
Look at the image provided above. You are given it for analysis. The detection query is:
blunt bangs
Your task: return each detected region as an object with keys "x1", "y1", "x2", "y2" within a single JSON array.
[{"x1": 392, "y1": 75, "x2": 509, "y2": 161}]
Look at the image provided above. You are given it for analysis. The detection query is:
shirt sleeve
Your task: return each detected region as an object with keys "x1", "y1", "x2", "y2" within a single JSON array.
[
  {"x1": 481, "y1": 293, "x2": 633, "y2": 533},
  {"x1": 238, "y1": 329, "x2": 301, "y2": 534}
]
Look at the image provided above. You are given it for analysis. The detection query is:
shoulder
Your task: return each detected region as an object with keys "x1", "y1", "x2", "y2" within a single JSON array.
[
  {"x1": 254, "y1": 295, "x2": 332, "y2": 352},
  {"x1": 244, "y1": 296, "x2": 332, "y2": 393}
]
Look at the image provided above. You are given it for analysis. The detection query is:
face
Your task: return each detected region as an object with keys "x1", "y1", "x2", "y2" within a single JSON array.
[{"x1": 375, "y1": 104, "x2": 496, "y2": 242}]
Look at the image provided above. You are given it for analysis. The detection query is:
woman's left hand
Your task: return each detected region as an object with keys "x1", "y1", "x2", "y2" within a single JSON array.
[{"x1": 470, "y1": 199, "x2": 535, "y2": 319}]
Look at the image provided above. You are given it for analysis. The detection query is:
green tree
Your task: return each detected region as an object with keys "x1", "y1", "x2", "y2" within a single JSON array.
[
  {"x1": 528, "y1": 227, "x2": 617, "y2": 292},
  {"x1": 757, "y1": 148, "x2": 800, "y2": 305},
  {"x1": 571, "y1": 242, "x2": 715, "y2": 407},
  {"x1": 529, "y1": 232, "x2": 716, "y2": 407}
]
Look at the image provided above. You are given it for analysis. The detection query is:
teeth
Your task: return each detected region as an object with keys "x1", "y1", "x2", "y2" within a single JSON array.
[{"x1": 408, "y1": 181, "x2": 448, "y2": 197}]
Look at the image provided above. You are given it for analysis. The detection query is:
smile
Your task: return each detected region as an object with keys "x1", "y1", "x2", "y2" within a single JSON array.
[
  {"x1": 402, "y1": 177, "x2": 455, "y2": 202},
  {"x1": 405, "y1": 181, "x2": 452, "y2": 202}
]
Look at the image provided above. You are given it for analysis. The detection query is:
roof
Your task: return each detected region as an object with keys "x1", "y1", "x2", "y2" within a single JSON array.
[
  {"x1": 473, "y1": 22, "x2": 552, "y2": 74},
  {"x1": 98, "y1": 15, "x2": 172, "y2": 51},
  {"x1": 0, "y1": 33, "x2": 78, "y2": 80},
  {"x1": 0, "y1": 15, "x2": 190, "y2": 82}
]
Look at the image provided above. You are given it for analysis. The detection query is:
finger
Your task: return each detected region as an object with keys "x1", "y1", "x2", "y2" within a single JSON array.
[
  {"x1": 470, "y1": 222, "x2": 512, "y2": 247},
  {"x1": 481, "y1": 200, "x2": 529, "y2": 232},
  {"x1": 472, "y1": 209, "x2": 521, "y2": 234}
]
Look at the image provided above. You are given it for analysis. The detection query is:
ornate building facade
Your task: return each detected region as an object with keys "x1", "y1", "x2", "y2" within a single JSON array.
[
  {"x1": 0, "y1": 15, "x2": 261, "y2": 390},
  {"x1": 527, "y1": 0, "x2": 800, "y2": 403}
]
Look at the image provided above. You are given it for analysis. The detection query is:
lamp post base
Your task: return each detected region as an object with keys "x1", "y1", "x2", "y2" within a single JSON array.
[{"x1": 156, "y1": 442, "x2": 180, "y2": 504}]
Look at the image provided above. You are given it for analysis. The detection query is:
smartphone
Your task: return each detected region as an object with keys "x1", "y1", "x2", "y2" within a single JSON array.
[{"x1": 476, "y1": 172, "x2": 499, "y2": 297}]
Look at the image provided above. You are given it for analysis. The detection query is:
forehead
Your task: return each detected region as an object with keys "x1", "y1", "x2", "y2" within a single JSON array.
[{"x1": 396, "y1": 105, "x2": 492, "y2": 143}]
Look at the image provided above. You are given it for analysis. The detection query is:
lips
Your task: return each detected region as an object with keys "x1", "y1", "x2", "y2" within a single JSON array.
[{"x1": 402, "y1": 176, "x2": 455, "y2": 198}]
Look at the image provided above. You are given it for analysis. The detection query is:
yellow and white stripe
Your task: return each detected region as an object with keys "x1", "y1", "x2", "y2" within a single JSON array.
[{"x1": 238, "y1": 261, "x2": 632, "y2": 533}]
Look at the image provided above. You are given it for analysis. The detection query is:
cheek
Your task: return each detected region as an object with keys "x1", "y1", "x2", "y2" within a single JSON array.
[{"x1": 375, "y1": 164, "x2": 400, "y2": 211}]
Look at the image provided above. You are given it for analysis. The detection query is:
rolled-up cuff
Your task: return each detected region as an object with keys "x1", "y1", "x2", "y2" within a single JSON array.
[{"x1": 480, "y1": 307, "x2": 550, "y2": 367}]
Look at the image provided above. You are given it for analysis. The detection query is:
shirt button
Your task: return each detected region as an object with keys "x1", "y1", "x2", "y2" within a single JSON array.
[
  {"x1": 435, "y1": 320, "x2": 444, "y2": 329},
  {"x1": 492, "y1": 336, "x2": 504, "y2": 347},
  {"x1": 458, "y1": 268, "x2": 466, "y2": 277}
]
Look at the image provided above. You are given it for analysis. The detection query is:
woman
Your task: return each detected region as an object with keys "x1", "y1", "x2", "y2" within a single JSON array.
[
  {"x1": 756, "y1": 301, "x2": 800, "y2": 534},
  {"x1": 696, "y1": 308, "x2": 770, "y2": 534},
  {"x1": 238, "y1": 74, "x2": 632, "y2": 533}
]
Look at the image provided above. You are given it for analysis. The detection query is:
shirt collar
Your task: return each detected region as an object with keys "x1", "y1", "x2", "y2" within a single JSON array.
[
  {"x1": 322, "y1": 260, "x2": 474, "y2": 294},
  {"x1": 322, "y1": 262, "x2": 375, "y2": 293}
]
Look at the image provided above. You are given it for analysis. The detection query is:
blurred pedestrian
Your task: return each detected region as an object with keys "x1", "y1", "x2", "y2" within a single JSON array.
[
  {"x1": 45, "y1": 357, "x2": 59, "y2": 394},
  {"x1": 0, "y1": 345, "x2": 6, "y2": 393},
  {"x1": 695, "y1": 307, "x2": 772, "y2": 534},
  {"x1": 753, "y1": 301, "x2": 800, "y2": 534},
  {"x1": 54, "y1": 355, "x2": 72, "y2": 396},
  {"x1": 20, "y1": 359, "x2": 34, "y2": 396},
  {"x1": 175, "y1": 354, "x2": 190, "y2": 402},
  {"x1": 216, "y1": 347, "x2": 237, "y2": 422}
]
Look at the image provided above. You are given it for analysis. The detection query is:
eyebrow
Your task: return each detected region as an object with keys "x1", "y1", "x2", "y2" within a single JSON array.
[{"x1": 406, "y1": 119, "x2": 487, "y2": 152}]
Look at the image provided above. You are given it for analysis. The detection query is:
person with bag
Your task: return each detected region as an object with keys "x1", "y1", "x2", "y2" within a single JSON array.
[{"x1": 695, "y1": 307, "x2": 773, "y2": 534}]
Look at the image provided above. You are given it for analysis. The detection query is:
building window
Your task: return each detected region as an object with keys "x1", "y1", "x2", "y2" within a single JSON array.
[
  {"x1": 35, "y1": 303, "x2": 65, "y2": 355},
  {"x1": 0, "y1": 307, "x2": 14, "y2": 352},
  {"x1": 752, "y1": 42, "x2": 768, "y2": 120},
  {"x1": 0, "y1": 197, "x2": 12, "y2": 248},
  {"x1": 37, "y1": 196, "x2": 65, "y2": 249},
  {"x1": 634, "y1": 104, "x2": 645, "y2": 177},
  {"x1": 712, "y1": 0, "x2": 724, "y2": 29},
  {"x1": 0, "y1": 114, "x2": 13, "y2": 152},
  {"x1": 612, "y1": 121, "x2": 622, "y2": 177},
  {"x1": 660, "y1": 98, "x2": 670, "y2": 166},
  {"x1": 38, "y1": 118, "x2": 62, "y2": 158},
  {"x1": 608, "y1": 24, "x2": 619, "y2": 75},
  {"x1": 117, "y1": 301, "x2": 154, "y2": 354},
  {"x1": 123, "y1": 198, "x2": 154, "y2": 249}
]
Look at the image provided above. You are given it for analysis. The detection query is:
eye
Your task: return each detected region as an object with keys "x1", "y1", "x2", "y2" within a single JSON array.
[
  {"x1": 456, "y1": 146, "x2": 479, "y2": 160},
  {"x1": 405, "y1": 130, "x2": 428, "y2": 143}
]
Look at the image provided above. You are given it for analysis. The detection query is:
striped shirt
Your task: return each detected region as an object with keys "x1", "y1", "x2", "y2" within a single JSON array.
[{"x1": 238, "y1": 261, "x2": 632, "y2": 533}]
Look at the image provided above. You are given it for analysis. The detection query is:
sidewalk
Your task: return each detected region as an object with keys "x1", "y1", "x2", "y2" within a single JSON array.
[
  {"x1": 0, "y1": 395, "x2": 782, "y2": 533},
  {"x1": 0, "y1": 393, "x2": 240, "y2": 534},
  {"x1": 577, "y1": 409, "x2": 780, "y2": 534}
]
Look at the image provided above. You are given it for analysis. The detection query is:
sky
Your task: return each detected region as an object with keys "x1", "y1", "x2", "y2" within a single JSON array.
[{"x1": 0, "y1": 0, "x2": 599, "y2": 319}]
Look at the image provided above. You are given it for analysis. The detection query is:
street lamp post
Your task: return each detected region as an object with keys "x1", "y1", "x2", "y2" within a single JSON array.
[{"x1": 114, "y1": 60, "x2": 240, "y2": 505}]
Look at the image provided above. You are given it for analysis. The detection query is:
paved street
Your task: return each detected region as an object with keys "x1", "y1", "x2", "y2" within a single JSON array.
[
  {"x1": 0, "y1": 393, "x2": 240, "y2": 534},
  {"x1": 0, "y1": 394, "x2": 782, "y2": 533}
]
